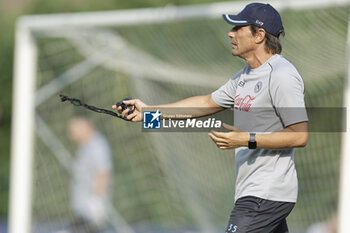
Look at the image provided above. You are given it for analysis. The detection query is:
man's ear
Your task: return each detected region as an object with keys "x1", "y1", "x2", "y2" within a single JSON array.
[{"x1": 255, "y1": 28, "x2": 266, "y2": 44}]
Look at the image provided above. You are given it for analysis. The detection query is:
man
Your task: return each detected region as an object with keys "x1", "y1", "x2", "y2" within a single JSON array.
[
  {"x1": 113, "y1": 3, "x2": 308, "y2": 232},
  {"x1": 67, "y1": 116, "x2": 113, "y2": 233}
]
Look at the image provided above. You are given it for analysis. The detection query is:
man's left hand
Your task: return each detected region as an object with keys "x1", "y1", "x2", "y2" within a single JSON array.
[{"x1": 208, "y1": 123, "x2": 249, "y2": 150}]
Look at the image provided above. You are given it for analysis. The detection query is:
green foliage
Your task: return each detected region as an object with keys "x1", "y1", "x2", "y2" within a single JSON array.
[{"x1": 0, "y1": 11, "x2": 14, "y2": 218}]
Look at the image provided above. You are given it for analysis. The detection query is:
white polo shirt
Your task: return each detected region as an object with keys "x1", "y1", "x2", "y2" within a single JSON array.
[{"x1": 212, "y1": 54, "x2": 308, "y2": 202}]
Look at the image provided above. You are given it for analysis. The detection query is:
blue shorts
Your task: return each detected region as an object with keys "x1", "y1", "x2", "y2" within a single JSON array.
[{"x1": 225, "y1": 196, "x2": 295, "y2": 233}]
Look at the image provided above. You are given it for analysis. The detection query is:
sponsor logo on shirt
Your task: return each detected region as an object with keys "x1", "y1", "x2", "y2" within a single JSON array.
[{"x1": 234, "y1": 94, "x2": 256, "y2": 112}]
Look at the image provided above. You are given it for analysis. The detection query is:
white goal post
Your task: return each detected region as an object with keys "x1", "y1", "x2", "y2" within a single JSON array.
[
  {"x1": 10, "y1": 0, "x2": 350, "y2": 233},
  {"x1": 339, "y1": 18, "x2": 350, "y2": 233}
]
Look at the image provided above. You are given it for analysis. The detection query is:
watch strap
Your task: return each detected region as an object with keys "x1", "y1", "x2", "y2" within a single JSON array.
[{"x1": 248, "y1": 133, "x2": 257, "y2": 149}]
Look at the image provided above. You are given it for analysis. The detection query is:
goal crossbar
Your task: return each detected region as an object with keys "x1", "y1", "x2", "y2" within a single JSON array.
[{"x1": 17, "y1": 0, "x2": 350, "y2": 31}]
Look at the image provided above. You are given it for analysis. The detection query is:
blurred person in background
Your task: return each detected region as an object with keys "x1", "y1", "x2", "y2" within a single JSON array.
[
  {"x1": 307, "y1": 213, "x2": 338, "y2": 233},
  {"x1": 65, "y1": 116, "x2": 113, "y2": 233}
]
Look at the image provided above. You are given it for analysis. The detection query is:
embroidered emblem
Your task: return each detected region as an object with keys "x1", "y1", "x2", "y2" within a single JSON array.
[{"x1": 254, "y1": 81, "x2": 263, "y2": 93}]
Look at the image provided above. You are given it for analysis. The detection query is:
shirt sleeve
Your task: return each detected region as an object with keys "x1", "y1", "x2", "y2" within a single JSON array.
[
  {"x1": 269, "y1": 66, "x2": 308, "y2": 127},
  {"x1": 211, "y1": 71, "x2": 241, "y2": 109}
]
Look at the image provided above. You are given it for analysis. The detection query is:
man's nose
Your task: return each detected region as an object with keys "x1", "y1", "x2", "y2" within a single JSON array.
[{"x1": 228, "y1": 31, "x2": 235, "y2": 38}]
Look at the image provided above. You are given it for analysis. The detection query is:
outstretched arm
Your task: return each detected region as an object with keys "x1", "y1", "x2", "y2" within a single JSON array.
[
  {"x1": 92, "y1": 171, "x2": 110, "y2": 196},
  {"x1": 112, "y1": 94, "x2": 224, "y2": 122}
]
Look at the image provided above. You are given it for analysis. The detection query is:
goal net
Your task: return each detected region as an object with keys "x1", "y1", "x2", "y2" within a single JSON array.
[{"x1": 10, "y1": 1, "x2": 350, "y2": 233}]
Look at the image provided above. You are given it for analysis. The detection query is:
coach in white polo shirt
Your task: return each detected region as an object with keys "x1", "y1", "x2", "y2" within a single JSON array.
[{"x1": 114, "y1": 3, "x2": 308, "y2": 233}]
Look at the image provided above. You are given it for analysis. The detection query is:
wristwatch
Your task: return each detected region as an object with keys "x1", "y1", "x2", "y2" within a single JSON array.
[{"x1": 248, "y1": 133, "x2": 257, "y2": 149}]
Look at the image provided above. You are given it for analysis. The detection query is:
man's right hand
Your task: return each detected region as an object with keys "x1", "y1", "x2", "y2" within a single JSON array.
[{"x1": 112, "y1": 99, "x2": 147, "y2": 122}]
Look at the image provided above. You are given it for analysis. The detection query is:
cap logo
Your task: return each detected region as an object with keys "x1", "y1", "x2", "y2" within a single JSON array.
[{"x1": 255, "y1": 20, "x2": 264, "y2": 26}]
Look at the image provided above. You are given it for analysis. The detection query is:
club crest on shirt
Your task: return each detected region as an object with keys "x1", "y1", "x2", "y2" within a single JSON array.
[{"x1": 254, "y1": 81, "x2": 263, "y2": 93}]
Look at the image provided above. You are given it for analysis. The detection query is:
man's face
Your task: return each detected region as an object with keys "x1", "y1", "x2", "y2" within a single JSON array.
[
  {"x1": 228, "y1": 25, "x2": 256, "y2": 58},
  {"x1": 67, "y1": 119, "x2": 83, "y2": 144},
  {"x1": 67, "y1": 118, "x2": 91, "y2": 145}
]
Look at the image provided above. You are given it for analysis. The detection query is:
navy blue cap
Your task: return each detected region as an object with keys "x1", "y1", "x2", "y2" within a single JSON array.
[{"x1": 223, "y1": 3, "x2": 283, "y2": 37}]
